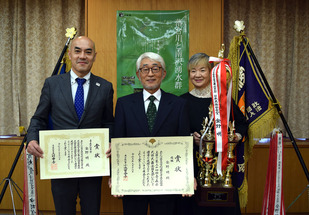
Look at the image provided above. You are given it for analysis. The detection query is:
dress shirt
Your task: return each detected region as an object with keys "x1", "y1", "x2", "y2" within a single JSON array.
[
  {"x1": 70, "y1": 70, "x2": 91, "y2": 106},
  {"x1": 143, "y1": 89, "x2": 161, "y2": 113}
]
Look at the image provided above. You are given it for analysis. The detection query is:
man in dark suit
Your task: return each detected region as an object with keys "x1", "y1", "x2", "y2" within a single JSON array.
[
  {"x1": 26, "y1": 36, "x2": 114, "y2": 215},
  {"x1": 113, "y1": 52, "x2": 191, "y2": 215}
]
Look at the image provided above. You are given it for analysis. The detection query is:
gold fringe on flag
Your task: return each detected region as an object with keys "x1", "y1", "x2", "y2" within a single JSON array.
[{"x1": 228, "y1": 34, "x2": 279, "y2": 208}]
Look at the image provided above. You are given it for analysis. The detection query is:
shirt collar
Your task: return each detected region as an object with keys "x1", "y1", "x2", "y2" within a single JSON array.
[
  {"x1": 143, "y1": 89, "x2": 162, "y2": 102},
  {"x1": 70, "y1": 70, "x2": 91, "y2": 84},
  {"x1": 189, "y1": 85, "x2": 212, "y2": 98}
]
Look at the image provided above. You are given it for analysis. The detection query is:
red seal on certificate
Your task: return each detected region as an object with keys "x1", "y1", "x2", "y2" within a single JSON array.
[{"x1": 51, "y1": 163, "x2": 58, "y2": 170}]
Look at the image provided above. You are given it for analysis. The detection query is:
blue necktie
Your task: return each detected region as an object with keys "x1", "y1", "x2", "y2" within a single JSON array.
[
  {"x1": 75, "y1": 78, "x2": 86, "y2": 121},
  {"x1": 146, "y1": 95, "x2": 157, "y2": 132}
]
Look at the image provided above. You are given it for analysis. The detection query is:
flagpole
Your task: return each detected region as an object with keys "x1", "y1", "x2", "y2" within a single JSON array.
[
  {"x1": 241, "y1": 35, "x2": 309, "y2": 183},
  {"x1": 51, "y1": 37, "x2": 71, "y2": 76}
]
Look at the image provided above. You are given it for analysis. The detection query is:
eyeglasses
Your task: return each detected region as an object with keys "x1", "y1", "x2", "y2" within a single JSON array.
[{"x1": 139, "y1": 66, "x2": 162, "y2": 75}]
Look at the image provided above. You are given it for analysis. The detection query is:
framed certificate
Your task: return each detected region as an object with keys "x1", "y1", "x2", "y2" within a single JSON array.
[
  {"x1": 39, "y1": 128, "x2": 110, "y2": 179},
  {"x1": 111, "y1": 136, "x2": 194, "y2": 195}
]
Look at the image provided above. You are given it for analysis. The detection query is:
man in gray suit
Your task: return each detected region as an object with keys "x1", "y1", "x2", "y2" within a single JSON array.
[{"x1": 27, "y1": 36, "x2": 114, "y2": 215}]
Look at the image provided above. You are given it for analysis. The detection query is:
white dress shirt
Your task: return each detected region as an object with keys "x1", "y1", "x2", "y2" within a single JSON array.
[
  {"x1": 143, "y1": 89, "x2": 161, "y2": 113},
  {"x1": 70, "y1": 70, "x2": 91, "y2": 106}
]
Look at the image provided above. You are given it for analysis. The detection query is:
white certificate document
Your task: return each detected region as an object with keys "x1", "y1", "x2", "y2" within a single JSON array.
[
  {"x1": 111, "y1": 136, "x2": 194, "y2": 195},
  {"x1": 39, "y1": 128, "x2": 110, "y2": 179}
]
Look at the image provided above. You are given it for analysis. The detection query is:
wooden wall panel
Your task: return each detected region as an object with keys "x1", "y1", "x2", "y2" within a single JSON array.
[{"x1": 86, "y1": 0, "x2": 223, "y2": 100}]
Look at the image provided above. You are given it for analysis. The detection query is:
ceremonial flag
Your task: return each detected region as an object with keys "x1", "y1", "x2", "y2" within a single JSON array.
[
  {"x1": 228, "y1": 35, "x2": 279, "y2": 207},
  {"x1": 55, "y1": 52, "x2": 70, "y2": 75}
]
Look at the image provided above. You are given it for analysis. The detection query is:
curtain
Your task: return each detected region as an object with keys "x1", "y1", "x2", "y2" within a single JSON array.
[
  {"x1": 0, "y1": 0, "x2": 84, "y2": 135},
  {"x1": 224, "y1": 0, "x2": 309, "y2": 138}
]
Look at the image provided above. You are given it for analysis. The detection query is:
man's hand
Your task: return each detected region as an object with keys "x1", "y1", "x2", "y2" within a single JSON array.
[
  {"x1": 27, "y1": 140, "x2": 44, "y2": 158},
  {"x1": 106, "y1": 142, "x2": 111, "y2": 158},
  {"x1": 108, "y1": 177, "x2": 124, "y2": 198},
  {"x1": 182, "y1": 177, "x2": 197, "y2": 197}
]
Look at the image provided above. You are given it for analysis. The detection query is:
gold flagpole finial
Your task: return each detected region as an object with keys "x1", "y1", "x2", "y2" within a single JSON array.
[
  {"x1": 65, "y1": 27, "x2": 77, "y2": 39},
  {"x1": 234, "y1": 20, "x2": 245, "y2": 33}
]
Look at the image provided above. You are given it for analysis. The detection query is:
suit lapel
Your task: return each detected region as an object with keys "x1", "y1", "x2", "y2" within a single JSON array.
[
  {"x1": 152, "y1": 91, "x2": 173, "y2": 135},
  {"x1": 131, "y1": 92, "x2": 150, "y2": 135},
  {"x1": 82, "y1": 74, "x2": 100, "y2": 122},
  {"x1": 59, "y1": 72, "x2": 79, "y2": 121}
]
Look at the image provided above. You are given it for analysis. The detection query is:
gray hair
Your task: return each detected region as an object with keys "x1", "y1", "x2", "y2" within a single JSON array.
[
  {"x1": 187, "y1": 53, "x2": 213, "y2": 71},
  {"x1": 136, "y1": 52, "x2": 166, "y2": 71}
]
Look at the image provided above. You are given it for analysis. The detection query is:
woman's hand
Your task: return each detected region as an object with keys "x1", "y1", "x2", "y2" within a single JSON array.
[{"x1": 192, "y1": 132, "x2": 201, "y2": 146}]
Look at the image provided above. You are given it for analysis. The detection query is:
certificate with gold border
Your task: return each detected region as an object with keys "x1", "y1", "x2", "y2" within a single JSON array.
[
  {"x1": 39, "y1": 128, "x2": 109, "y2": 179},
  {"x1": 111, "y1": 136, "x2": 194, "y2": 195}
]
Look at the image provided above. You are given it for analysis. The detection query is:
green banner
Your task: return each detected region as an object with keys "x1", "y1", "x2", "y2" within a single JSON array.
[{"x1": 117, "y1": 10, "x2": 189, "y2": 98}]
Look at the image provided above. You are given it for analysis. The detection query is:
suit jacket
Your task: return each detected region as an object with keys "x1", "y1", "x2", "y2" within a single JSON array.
[
  {"x1": 114, "y1": 90, "x2": 190, "y2": 138},
  {"x1": 27, "y1": 71, "x2": 114, "y2": 143}
]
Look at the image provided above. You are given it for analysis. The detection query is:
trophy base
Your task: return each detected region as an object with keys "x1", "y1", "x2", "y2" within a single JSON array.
[{"x1": 195, "y1": 183, "x2": 236, "y2": 207}]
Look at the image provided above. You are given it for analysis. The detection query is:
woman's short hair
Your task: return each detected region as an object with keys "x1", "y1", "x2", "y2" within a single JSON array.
[
  {"x1": 187, "y1": 53, "x2": 214, "y2": 71},
  {"x1": 136, "y1": 52, "x2": 166, "y2": 71}
]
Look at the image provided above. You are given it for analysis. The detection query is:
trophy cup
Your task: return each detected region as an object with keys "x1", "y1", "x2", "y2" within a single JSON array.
[
  {"x1": 203, "y1": 162, "x2": 212, "y2": 187},
  {"x1": 196, "y1": 119, "x2": 238, "y2": 207}
]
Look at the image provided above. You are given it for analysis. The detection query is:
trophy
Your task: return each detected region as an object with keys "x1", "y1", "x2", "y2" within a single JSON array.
[{"x1": 196, "y1": 117, "x2": 239, "y2": 207}]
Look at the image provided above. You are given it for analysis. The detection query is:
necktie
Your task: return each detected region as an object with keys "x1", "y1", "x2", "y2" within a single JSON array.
[
  {"x1": 75, "y1": 78, "x2": 86, "y2": 121},
  {"x1": 146, "y1": 95, "x2": 157, "y2": 132}
]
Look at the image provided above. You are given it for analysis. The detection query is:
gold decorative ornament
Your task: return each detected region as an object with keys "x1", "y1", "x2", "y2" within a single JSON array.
[
  {"x1": 218, "y1": 44, "x2": 225, "y2": 59},
  {"x1": 233, "y1": 20, "x2": 245, "y2": 33},
  {"x1": 205, "y1": 142, "x2": 214, "y2": 159},
  {"x1": 238, "y1": 162, "x2": 245, "y2": 173},
  {"x1": 149, "y1": 139, "x2": 156, "y2": 144},
  {"x1": 197, "y1": 114, "x2": 238, "y2": 188},
  {"x1": 65, "y1": 27, "x2": 77, "y2": 39},
  {"x1": 224, "y1": 163, "x2": 234, "y2": 188}
]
